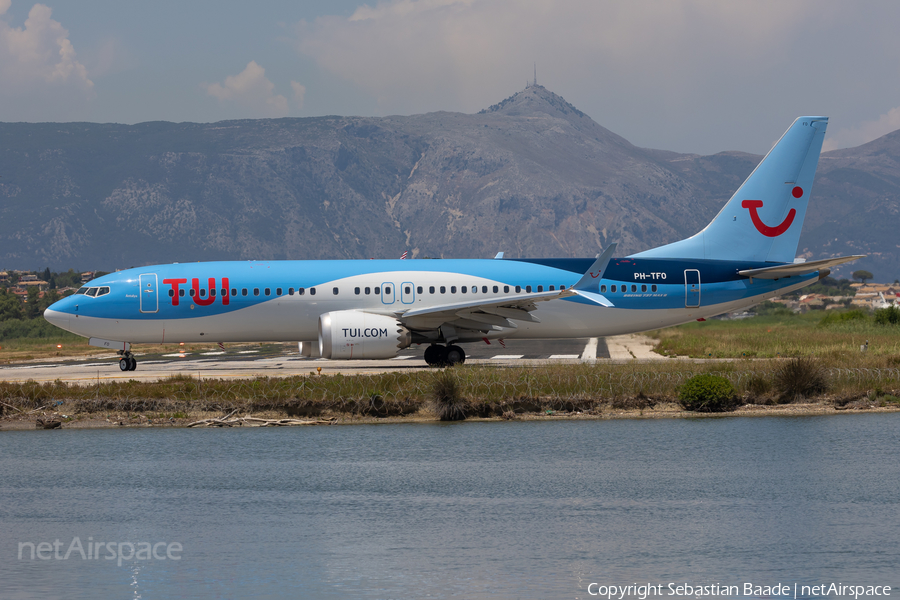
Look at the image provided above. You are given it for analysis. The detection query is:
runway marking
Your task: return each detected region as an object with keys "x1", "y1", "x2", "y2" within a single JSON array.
[
  {"x1": 237, "y1": 350, "x2": 259, "y2": 354},
  {"x1": 201, "y1": 351, "x2": 225, "y2": 355},
  {"x1": 391, "y1": 355, "x2": 415, "y2": 360},
  {"x1": 162, "y1": 353, "x2": 192, "y2": 357},
  {"x1": 580, "y1": 338, "x2": 598, "y2": 360},
  {"x1": 548, "y1": 354, "x2": 580, "y2": 359},
  {"x1": 491, "y1": 355, "x2": 524, "y2": 360}
]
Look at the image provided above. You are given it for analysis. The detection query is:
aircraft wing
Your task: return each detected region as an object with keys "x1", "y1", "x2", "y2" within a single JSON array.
[
  {"x1": 397, "y1": 244, "x2": 617, "y2": 333},
  {"x1": 738, "y1": 255, "x2": 865, "y2": 280}
]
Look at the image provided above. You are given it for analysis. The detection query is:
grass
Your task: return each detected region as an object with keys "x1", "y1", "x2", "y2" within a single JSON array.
[{"x1": 650, "y1": 311, "x2": 900, "y2": 359}]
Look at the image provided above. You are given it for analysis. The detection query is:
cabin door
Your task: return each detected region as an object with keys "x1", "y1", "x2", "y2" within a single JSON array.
[
  {"x1": 139, "y1": 273, "x2": 159, "y2": 313},
  {"x1": 684, "y1": 270, "x2": 701, "y2": 308}
]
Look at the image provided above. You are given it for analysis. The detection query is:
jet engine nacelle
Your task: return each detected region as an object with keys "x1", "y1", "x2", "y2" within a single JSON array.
[{"x1": 318, "y1": 311, "x2": 412, "y2": 359}]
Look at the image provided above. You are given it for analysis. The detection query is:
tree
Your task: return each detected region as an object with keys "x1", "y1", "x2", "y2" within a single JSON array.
[
  {"x1": 0, "y1": 288, "x2": 23, "y2": 321},
  {"x1": 853, "y1": 270, "x2": 874, "y2": 284}
]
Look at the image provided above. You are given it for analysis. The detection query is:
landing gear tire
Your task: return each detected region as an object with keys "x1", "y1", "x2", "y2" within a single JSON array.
[
  {"x1": 445, "y1": 345, "x2": 465, "y2": 366},
  {"x1": 424, "y1": 344, "x2": 465, "y2": 367},
  {"x1": 424, "y1": 345, "x2": 445, "y2": 366},
  {"x1": 118, "y1": 353, "x2": 137, "y2": 371}
]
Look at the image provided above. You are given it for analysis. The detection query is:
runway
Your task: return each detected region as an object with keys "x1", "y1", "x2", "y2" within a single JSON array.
[{"x1": 0, "y1": 336, "x2": 662, "y2": 383}]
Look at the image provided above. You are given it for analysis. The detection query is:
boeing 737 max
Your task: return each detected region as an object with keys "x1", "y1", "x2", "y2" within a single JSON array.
[{"x1": 44, "y1": 116, "x2": 862, "y2": 370}]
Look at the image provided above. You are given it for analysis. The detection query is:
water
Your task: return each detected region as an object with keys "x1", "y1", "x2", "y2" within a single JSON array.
[{"x1": 1, "y1": 415, "x2": 898, "y2": 599}]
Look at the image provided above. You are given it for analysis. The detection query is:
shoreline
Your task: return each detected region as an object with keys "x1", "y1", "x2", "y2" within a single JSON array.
[{"x1": 3, "y1": 400, "x2": 898, "y2": 430}]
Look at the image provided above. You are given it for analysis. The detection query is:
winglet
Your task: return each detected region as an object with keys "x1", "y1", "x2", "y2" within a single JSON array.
[
  {"x1": 574, "y1": 243, "x2": 617, "y2": 291},
  {"x1": 494, "y1": 252, "x2": 504, "y2": 259}
]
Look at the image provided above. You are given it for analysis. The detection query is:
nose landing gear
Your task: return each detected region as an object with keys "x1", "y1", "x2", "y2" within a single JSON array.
[
  {"x1": 118, "y1": 350, "x2": 137, "y2": 371},
  {"x1": 423, "y1": 344, "x2": 466, "y2": 367}
]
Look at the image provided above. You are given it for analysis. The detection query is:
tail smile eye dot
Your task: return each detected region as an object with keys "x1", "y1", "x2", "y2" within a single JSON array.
[{"x1": 792, "y1": 186, "x2": 803, "y2": 198}]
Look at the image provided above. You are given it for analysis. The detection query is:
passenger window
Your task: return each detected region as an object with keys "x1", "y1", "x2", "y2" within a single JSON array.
[
  {"x1": 429, "y1": 286, "x2": 435, "y2": 294},
  {"x1": 211, "y1": 289, "x2": 217, "y2": 297},
  {"x1": 600, "y1": 285, "x2": 607, "y2": 293},
  {"x1": 276, "y1": 288, "x2": 282, "y2": 296},
  {"x1": 482, "y1": 286, "x2": 488, "y2": 293},
  {"x1": 611, "y1": 285, "x2": 617, "y2": 293},
  {"x1": 440, "y1": 286, "x2": 446, "y2": 294},
  {"x1": 365, "y1": 287, "x2": 371, "y2": 295},
  {"x1": 289, "y1": 288, "x2": 295, "y2": 295},
  {"x1": 264, "y1": 288, "x2": 271, "y2": 296},
  {"x1": 200, "y1": 288, "x2": 207, "y2": 298},
  {"x1": 310, "y1": 288, "x2": 316, "y2": 295},
  {"x1": 253, "y1": 289, "x2": 260, "y2": 296},
  {"x1": 180, "y1": 289, "x2": 186, "y2": 297},
  {"x1": 298, "y1": 288, "x2": 305, "y2": 295},
  {"x1": 405, "y1": 286, "x2": 411, "y2": 294},
  {"x1": 385, "y1": 286, "x2": 391, "y2": 295},
  {"x1": 537, "y1": 285, "x2": 543, "y2": 292},
  {"x1": 231, "y1": 288, "x2": 237, "y2": 296},
  {"x1": 652, "y1": 284, "x2": 658, "y2": 292},
  {"x1": 549, "y1": 285, "x2": 554, "y2": 291},
  {"x1": 631, "y1": 284, "x2": 637, "y2": 293},
  {"x1": 168, "y1": 289, "x2": 175, "y2": 297},
  {"x1": 333, "y1": 287, "x2": 339, "y2": 295},
  {"x1": 526, "y1": 285, "x2": 532, "y2": 293},
  {"x1": 461, "y1": 286, "x2": 467, "y2": 294},
  {"x1": 493, "y1": 286, "x2": 498, "y2": 293},
  {"x1": 242, "y1": 289, "x2": 248, "y2": 296},
  {"x1": 189, "y1": 288, "x2": 195, "y2": 297},
  {"x1": 417, "y1": 286, "x2": 423, "y2": 294},
  {"x1": 504, "y1": 286, "x2": 509, "y2": 293},
  {"x1": 375, "y1": 287, "x2": 380, "y2": 294},
  {"x1": 451, "y1": 286, "x2": 457, "y2": 293},
  {"x1": 559, "y1": 285, "x2": 566, "y2": 290},
  {"x1": 515, "y1": 286, "x2": 521, "y2": 293},
  {"x1": 641, "y1": 284, "x2": 647, "y2": 293},
  {"x1": 355, "y1": 287, "x2": 361, "y2": 295}
]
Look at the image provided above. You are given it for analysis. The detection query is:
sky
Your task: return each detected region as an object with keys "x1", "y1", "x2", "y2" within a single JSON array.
[{"x1": 2, "y1": 0, "x2": 900, "y2": 155}]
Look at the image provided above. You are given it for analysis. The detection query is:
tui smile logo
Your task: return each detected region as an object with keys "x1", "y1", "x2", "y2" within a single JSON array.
[{"x1": 741, "y1": 187, "x2": 802, "y2": 237}]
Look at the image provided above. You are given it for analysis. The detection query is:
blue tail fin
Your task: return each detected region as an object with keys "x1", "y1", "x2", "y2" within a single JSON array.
[{"x1": 632, "y1": 116, "x2": 828, "y2": 263}]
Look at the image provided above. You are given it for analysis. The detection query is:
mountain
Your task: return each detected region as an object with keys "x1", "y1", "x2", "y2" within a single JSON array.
[{"x1": 0, "y1": 85, "x2": 896, "y2": 281}]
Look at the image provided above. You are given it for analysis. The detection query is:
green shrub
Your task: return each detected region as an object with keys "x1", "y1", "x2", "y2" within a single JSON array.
[
  {"x1": 773, "y1": 357, "x2": 829, "y2": 403},
  {"x1": 678, "y1": 374, "x2": 738, "y2": 412},
  {"x1": 431, "y1": 370, "x2": 468, "y2": 421},
  {"x1": 874, "y1": 305, "x2": 900, "y2": 326},
  {"x1": 819, "y1": 310, "x2": 869, "y2": 327}
]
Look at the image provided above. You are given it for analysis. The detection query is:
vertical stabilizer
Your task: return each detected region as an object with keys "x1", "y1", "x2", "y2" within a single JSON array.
[{"x1": 632, "y1": 116, "x2": 828, "y2": 263}]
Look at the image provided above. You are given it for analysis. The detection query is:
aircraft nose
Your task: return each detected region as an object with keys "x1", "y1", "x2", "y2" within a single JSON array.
[{"x1": 44, "y1": 307, "x2": 70, "y2": 329}]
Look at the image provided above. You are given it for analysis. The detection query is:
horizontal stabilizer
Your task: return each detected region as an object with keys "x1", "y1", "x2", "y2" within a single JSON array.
[
  {"x1": 573, "y1": 290, "x2": 614, "y2": 307},
  {"x1": 738, "y1": 255, "x2": 865, "y2": 280}
]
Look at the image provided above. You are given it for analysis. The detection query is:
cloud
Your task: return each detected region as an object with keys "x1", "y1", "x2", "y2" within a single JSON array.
[
  {"x1": 205, "y1": 61, "x2": 293, "y2": 117},
  {"x1": 291, "y1": 81, "x2": 306, "y2": 109},
  {"x1": 292, "y1": 0, "x2": 817, "y2": 119},
  {"x1": 823, "y1": 107, "x2": 900, "y2": 151},
  {"x1": 0, "y1": 1, "x2": 94, "y2": 117}
]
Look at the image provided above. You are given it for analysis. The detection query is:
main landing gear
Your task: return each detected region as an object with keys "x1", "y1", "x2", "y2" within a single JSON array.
[
  {"x1": 118, "y1": 350, "x2": 137, "y2": 372},
  {"x1": 423, "y1": 344, "x2": 466, "y2": 367}
]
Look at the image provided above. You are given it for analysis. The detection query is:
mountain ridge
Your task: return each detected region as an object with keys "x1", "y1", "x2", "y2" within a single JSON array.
[{"x1": 0, "y1": 86, "x2": 896, "y2": 281}]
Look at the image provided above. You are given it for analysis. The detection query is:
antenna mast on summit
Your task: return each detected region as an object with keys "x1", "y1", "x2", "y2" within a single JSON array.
[{"x1": 534, "y1": 63, "x2": 537, "y2": 86}]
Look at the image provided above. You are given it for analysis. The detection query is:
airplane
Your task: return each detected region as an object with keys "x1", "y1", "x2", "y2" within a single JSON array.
[{"x1": 44, "y1": 116, "x2": 863, "y2": 371}]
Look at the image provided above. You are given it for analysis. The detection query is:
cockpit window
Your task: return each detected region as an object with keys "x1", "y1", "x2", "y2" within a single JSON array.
[
  {"x1": 75, "y1": 287, "x2": 88, "y2": 295},
  {"x1": 85, "y1": 288, "x2": 99, "y2": 297},
  {"x1": 97, "y1": 287, "x2": 110, "y2": 297}
]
